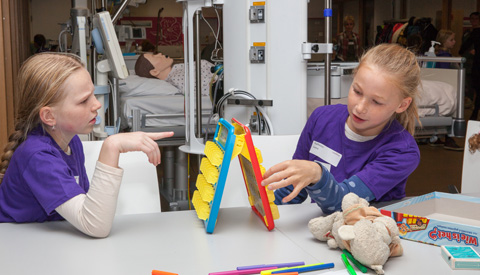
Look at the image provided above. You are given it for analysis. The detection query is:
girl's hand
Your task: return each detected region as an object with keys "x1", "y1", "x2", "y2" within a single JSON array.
[
  {"x1": 99, "y1": 132, "x2": 174, "y2": 167},
  {"x1": 261, "y1": 160, "x2": 322, "y2": 203}
]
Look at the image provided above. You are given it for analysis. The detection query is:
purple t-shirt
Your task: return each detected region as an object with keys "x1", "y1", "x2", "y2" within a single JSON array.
[
  {"x1": 0, "y1": 126, "x2": 89, "y2": 222},
  {"x1": 435, "y1": 50, "x2": 452, "y2": 69},
  {"x1": 294, "y1": 104, "x2": 420, "y2": 201}
]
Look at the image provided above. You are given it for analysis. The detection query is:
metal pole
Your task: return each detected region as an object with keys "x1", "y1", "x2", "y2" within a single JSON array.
[
  {"x1": 156, "y1": 8, "x2": 164, "y2": 53},
  {"x1": 324, "y1": 0, "x2": 332, "y2": 106},
  {"x1": 112, "y1": 0, "x2": 130, "y2": 24},
  {"x1": 112, "y1": 77, "x2": 119, "y2": 129},
  {"x1": 195, "y1": 10, "x2": 203, "y2": 138}
]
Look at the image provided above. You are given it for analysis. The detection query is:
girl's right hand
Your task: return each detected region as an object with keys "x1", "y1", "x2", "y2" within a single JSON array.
[
  {"x1": 98, "y1": 132, "x2": 174, "y2": 167},
  {"x1": 261, "y1": 159, "x2": 322, "y2": 203}
]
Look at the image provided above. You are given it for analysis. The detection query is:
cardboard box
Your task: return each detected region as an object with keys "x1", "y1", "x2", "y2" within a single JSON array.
[{"x1": 380, "y1": 192, "x2": 480, "y2": 248}]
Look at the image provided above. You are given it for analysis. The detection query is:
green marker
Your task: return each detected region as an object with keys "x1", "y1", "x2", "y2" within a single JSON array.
[
  {"x1": 343, "y1": 249, "x2": 368, "y2": 273},
  {"x1": 341, "y1": 253, "x2": 357, "y2": 275}
]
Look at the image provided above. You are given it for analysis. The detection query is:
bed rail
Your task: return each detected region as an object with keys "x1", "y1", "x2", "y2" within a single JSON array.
[
  {"x1": 416, "y1": 56, "x2": 466, "y2": 138},
  {"x1": 131, "y1": 109, "x2": 212, "y2": 132}
]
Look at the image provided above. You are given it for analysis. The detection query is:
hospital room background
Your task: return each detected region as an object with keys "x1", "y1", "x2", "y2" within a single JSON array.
[{"x1": 0, "y1": 0, "x2": 478, "y2": 212}]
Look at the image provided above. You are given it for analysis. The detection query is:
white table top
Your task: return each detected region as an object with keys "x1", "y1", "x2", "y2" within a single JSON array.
[{"x1": 0, "y1": 203, "x2": 478, "y2": 275}]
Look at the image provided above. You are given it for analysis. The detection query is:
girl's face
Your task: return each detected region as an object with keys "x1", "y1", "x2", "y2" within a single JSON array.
[
  {"x1": 444, "y1": 33, "x2": 456, "y2": 49},
  {"x1": 344, "y1": 20, "x2": 354, "y2": 33},
  {"x1": 52, "y1": 68, "x2": 101, "y2": 139},
  {"x1": 347, "y1": 65, "x2": 412, "y2": 136}
]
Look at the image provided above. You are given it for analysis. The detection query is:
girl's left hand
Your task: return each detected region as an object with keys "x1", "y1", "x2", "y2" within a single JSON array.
[
  {"x1": 261, "y1": 159, "x2": 322, "y2": 203},
  {"x1": 99, "y1": 131, "x2": 174, "y2": 167}
]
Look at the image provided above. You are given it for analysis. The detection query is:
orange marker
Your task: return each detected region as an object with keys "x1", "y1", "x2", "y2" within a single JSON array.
[
  {"x1": 152, "y1": 270, "x2": 178, "y2": 275},
  {"x1": 273, "y1": 273, "x2": 298, "y2": 275}
]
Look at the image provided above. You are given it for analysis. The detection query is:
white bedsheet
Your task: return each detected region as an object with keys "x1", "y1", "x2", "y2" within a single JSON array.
[
  {"x1": 119, "y1": 75, "x2": 213, "y2": 129},
  {"x1": 417, "y1": 79, "x2": 456, "y2": 118},
  {"x1": 120, "y1": 95, "x2": 213, "y2": 128},
  {"x1": 119, "y1": 75, "x2": 180, "y2": 97}
]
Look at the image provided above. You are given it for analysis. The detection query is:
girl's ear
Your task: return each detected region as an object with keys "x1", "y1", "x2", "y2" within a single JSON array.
[
  {"x1": 39, "y1": 106, "x2": 56, "y2": 127},
  {"x1": 396, "y1": 97, "x2": 412, "y2": 113}
]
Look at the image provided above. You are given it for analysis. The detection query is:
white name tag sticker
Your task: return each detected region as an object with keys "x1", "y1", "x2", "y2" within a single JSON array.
[{"x1": 309, "y1": 141, "x2": 342, "y2": 167}]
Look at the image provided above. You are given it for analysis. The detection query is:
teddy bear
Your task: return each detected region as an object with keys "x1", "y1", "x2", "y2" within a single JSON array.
[{"x1": 308, "y1": 193, "x2": 403, "y2": 275}]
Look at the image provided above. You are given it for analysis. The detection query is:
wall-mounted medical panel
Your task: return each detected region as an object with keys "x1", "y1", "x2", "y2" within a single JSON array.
[{"x1": 224, "y1": 0, "x2": 308, "y2": 135}]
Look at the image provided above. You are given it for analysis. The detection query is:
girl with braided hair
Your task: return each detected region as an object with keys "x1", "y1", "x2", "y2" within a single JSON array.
[{"x1": 0, "y1": 53, "x2": 173, "y2": 237}]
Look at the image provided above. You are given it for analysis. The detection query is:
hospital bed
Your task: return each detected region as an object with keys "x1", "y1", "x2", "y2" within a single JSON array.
[
  {"x1": 116, "y1": 55, "x2": 217, "y2": 211},
  {"x1": 118, "y1": 55, "x2": 215, "y2": 139},
  {"x1": 306, "y1": 56, "x2": 466, "y2": 140}
]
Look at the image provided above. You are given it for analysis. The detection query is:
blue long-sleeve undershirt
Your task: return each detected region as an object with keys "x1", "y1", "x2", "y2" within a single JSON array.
[{"x1": 273, "y1": 164, "x2": 375, "y2": 214}]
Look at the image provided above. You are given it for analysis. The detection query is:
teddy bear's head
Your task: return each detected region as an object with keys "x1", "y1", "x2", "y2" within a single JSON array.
[{"x1": 308, "y1": 193, "x2": 402, "y2": 275}]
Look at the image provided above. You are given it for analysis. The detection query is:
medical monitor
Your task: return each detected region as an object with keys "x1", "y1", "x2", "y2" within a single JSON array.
[
  {"x1": 92, "y1": 11, "x2": 129, "y2": 79},
  {"x1": 131, "y1": 27, "x2": 146, "y2": 40},
  {"x1": 115, "y1": 25, "x2": 146, "y2": 42}
]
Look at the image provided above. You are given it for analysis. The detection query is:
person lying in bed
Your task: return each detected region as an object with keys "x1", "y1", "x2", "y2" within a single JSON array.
[{"x1": 134, "y1": 53, "x2": 215, "y2": 96}]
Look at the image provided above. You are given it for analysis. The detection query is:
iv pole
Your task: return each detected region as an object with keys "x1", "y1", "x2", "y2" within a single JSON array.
[{"x1": 324, "y1": 0, "x2": 332, "y2": 106}]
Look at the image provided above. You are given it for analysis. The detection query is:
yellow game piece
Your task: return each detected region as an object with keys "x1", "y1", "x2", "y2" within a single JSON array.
[
  {"x1": 200, "y1": 157, "x2": 219, "y2": 184},
  {"x1": 204, "y1": 141, "x2": 224, "y2": 166},
  {"x1": 196, "y1": 174, "x2": 214, "y2": 203},
  {"x1": 192, "y1": 191, "x2": 210, "y2": 220}
]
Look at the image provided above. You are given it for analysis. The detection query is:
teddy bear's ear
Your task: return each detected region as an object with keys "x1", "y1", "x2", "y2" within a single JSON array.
[{"x1": 338, "y1": 225, "x2": 355, "y2": 241}]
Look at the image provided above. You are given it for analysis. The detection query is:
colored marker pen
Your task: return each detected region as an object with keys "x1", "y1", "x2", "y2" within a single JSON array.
[{"x1": 237, "y1": 262, "x2": 305, "y2": 270}]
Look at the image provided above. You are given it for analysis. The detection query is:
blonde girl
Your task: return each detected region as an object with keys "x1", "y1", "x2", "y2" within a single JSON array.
[
  {"x1": 435, "y1": 29, "x2": 456, "y2": 69},
  {"x1": 0, "y1": 53, "x2": 173, "y2": 237},
  {"x1": 336, "y1": 15, "x2": 363, "y2": 61},
  {"x1": 262, "y1": 44, "x2": 420, "y2": 213}
]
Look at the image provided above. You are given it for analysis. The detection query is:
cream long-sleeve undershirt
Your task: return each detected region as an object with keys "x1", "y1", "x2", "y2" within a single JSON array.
[{"x1": 56, "y1": 161, "x2": 123, "y2": 238}]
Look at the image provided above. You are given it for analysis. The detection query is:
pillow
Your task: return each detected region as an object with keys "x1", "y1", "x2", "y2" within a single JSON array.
[
  {"x1": 417, "y1": 80, "x2": 457, "y2": 117},
  {"x1": 119, "y1": 75, "x2": 180, "y2": 97}
]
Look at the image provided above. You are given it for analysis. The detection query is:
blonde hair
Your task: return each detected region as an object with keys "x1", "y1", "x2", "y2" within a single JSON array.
[
  {"x1": 344, "y1": 15, "x2": 355, "y2": 25},
  {"x1": 435, "y1": 29, "x2": 454, "y2": 52},
  {"x1": 354, "y1": 43, "x2": 421, "y2": 135},
  {"x1": 0, "y1": 53, "x2": 84, "y2": 184}
]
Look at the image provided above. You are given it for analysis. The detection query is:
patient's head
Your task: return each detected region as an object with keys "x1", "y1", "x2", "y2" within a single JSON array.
[{"x1": 135, "y1": 53, "x2": 174, "y2": 80}]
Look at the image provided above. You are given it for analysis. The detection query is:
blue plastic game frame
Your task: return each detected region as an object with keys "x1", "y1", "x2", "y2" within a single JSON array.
[{"x1": 202, "y1": 118, "x2": 237, "y2": 233}]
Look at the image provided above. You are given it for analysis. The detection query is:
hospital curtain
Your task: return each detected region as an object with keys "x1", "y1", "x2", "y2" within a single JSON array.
[{"x1": 0, "y1": 0, "x2": 30, "y2": 151}]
